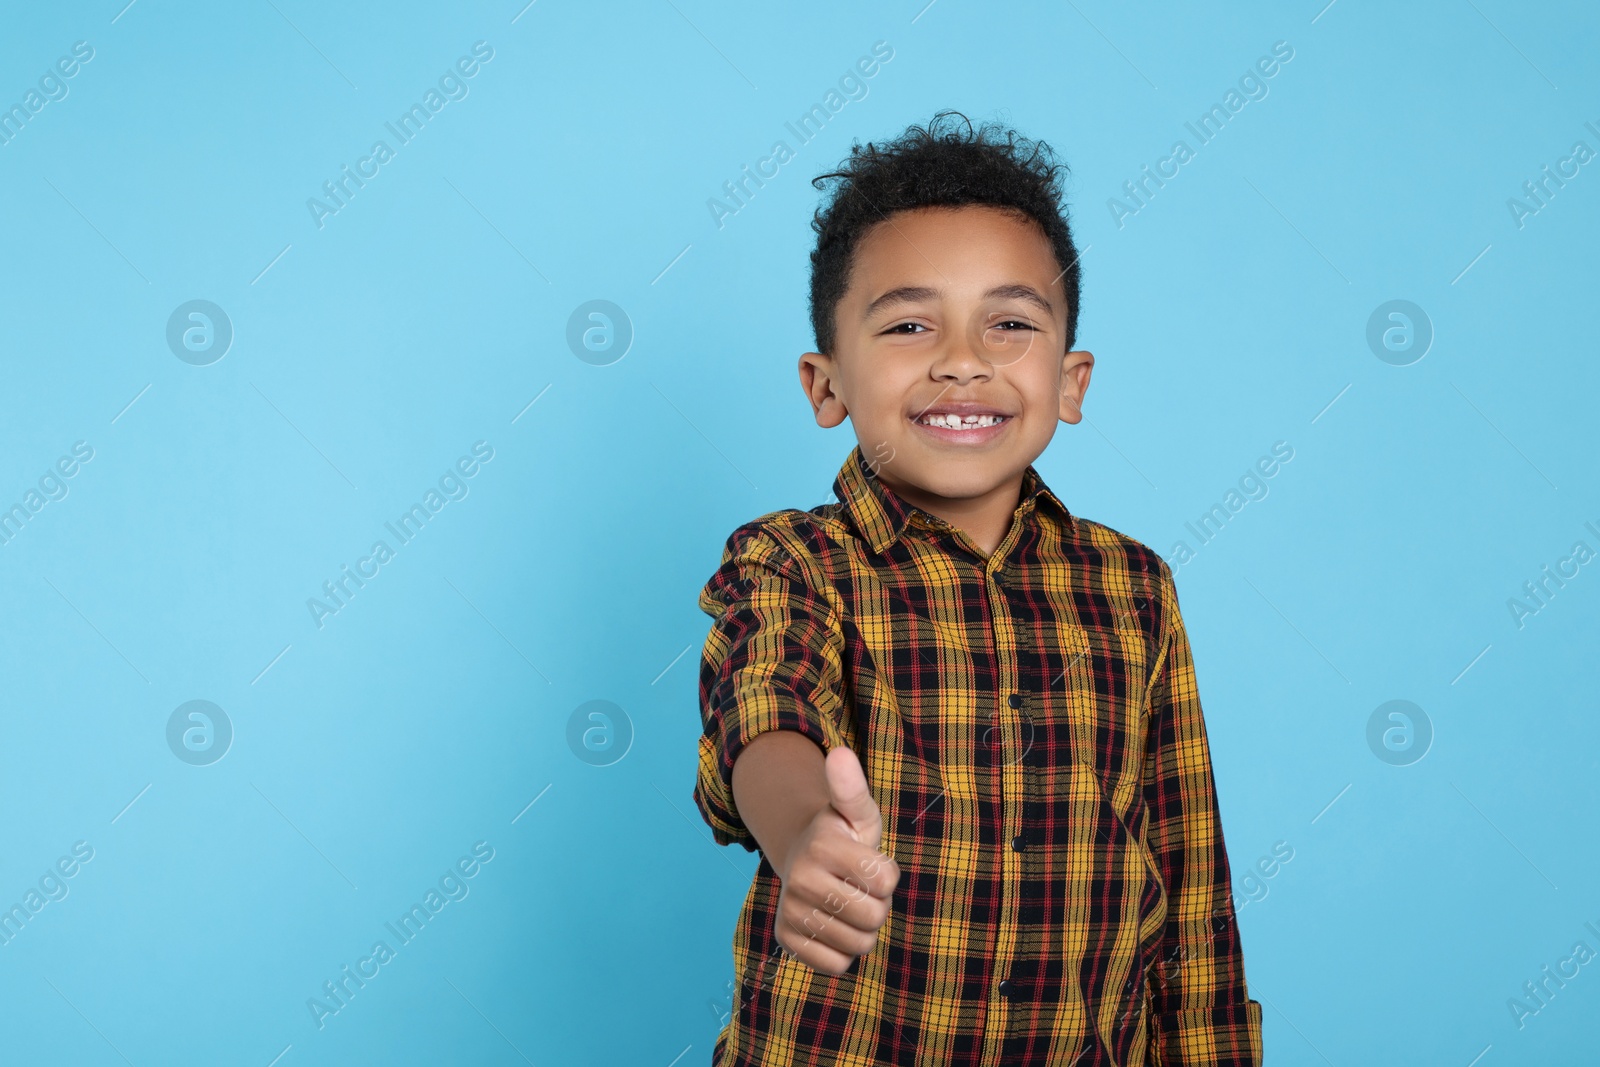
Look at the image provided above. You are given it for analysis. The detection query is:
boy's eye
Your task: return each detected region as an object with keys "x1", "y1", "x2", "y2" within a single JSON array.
[{"x1": 882, "y1": 320, "x2": 1036, "y2": 336}]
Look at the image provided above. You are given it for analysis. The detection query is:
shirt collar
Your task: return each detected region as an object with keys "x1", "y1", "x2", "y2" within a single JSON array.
[{"x1": 830, "y1": 442, "x2": 1075, "y2": 555}]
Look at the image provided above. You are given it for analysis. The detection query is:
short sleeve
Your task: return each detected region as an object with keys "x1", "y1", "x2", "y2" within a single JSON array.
[{"x1": 692, "y1": 522, "x2": 850, "y2": 852}]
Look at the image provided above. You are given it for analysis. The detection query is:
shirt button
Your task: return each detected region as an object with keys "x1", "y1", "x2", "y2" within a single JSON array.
[
  {"x1": 1007, "y1": 693, "x2": 1023, "y2": 709},
  {"x1": 1011, "y1": 834, "x2": 1027, "y2": 852},
  {"x1": 997, "y1": 979, "x2": 1016, "y2": 1000}
]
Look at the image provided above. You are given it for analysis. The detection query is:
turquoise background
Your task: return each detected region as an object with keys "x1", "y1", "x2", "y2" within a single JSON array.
[{"x1": 1, "y1": 0, "x2": 1597, "y2": 1063}]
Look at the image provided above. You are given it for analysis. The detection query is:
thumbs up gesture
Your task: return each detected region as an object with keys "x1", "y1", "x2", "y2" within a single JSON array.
[{"x1": 774, "y1": 746, "x2": 902, "y2": 975}]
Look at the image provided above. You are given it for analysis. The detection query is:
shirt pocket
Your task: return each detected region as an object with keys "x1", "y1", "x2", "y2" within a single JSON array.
[{"x1": 1054, "y1": 623, "x2": 1152, "y2": 825}]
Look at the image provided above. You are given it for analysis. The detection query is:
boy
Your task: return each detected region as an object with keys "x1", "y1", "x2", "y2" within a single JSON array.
[{"x1": 693, "y1": 111, "x2": 1262, "y2": 1066}]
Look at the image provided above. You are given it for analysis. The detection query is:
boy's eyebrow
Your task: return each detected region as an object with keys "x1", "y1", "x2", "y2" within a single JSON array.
[
  {"x1": 862, "y1": 283, "x2": 1056, "y2": 321},
  {"x1": 861, "y1": 286, "x2": 939, "y2": 321}
]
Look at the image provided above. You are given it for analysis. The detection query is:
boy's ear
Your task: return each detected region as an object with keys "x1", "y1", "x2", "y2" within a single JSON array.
[
  {"x1": 799, "y1": 351, "x2": 849, "y2": 429},
  {"x1": 1058, "y1": 349, "x2": 1094, "y2": 425}
]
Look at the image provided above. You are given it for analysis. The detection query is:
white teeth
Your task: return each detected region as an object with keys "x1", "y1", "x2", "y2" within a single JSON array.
[{"x1": 918, "y1": 413, "x2": 1006, "y2": 429}]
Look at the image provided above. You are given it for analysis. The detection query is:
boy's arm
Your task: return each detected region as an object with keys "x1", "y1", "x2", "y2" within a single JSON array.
[
  {"x1": 693, "y1": 523, "x2": 850, "y2": 861},
  {"x1": 1142, "y1": 562, "x2": 1263, "y2": 1067},
  {"x1": 731, "y1": 731, "x2": 831, "y2": 880}
]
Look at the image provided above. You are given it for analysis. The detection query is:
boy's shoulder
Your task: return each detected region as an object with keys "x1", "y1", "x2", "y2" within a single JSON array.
[
  {"x1": 708, "y1": 502, "x2": 1173, "y2": 587},
  {"x1": 696, "y1": 507, "x2": 848, "y2": 620},
  {"x1": 700, "y1": 505, "x2": 1182, "y2": 645},
  {"x1": 705, "y1": 504, "x2": 848, "y2": 575},
  {"x1": 1065, "y1": 512, "x2": 1174, "y2": 585}
]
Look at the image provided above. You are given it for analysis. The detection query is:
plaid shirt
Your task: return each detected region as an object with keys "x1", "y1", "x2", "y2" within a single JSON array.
[{"x1": 694, "y1": 443, "x2": 1262, "y2": 1066}]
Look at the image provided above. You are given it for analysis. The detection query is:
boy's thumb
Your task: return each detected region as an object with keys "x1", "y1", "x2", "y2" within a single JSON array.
[{"x1": 824, "y1": 745, "x2": 882, "y2": 848}]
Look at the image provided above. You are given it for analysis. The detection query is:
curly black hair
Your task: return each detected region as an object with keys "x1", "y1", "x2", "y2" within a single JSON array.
[{"x1": 807, "y1": 110, "x2": 1082, "y2": 358}]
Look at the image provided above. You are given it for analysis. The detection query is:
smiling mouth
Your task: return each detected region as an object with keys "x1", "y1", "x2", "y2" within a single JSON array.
[
  {"x1": 914, "y1": 412, "x2": 1011, "y2": 429},
  {"x1": 908, "y1": 411, "x2": 1014, "y2": 446}
]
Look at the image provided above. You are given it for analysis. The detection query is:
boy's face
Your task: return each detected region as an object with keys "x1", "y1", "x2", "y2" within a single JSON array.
[{"x1": 800, "y1": 204, "x2": 1093, "y2": 514}]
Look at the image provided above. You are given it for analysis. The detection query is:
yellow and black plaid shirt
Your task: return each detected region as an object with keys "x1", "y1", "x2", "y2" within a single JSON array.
[{"x1": 694, "y1": 443, "x2": 1262, "y2": 1066}]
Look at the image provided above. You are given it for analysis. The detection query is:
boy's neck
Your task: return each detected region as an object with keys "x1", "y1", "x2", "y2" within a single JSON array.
[{"x1": 877, "y1": 470, "x2": 1026, "y2": 561}]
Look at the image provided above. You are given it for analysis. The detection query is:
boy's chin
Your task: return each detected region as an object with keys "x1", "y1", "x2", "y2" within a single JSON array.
[{"x1": 877, "y1": 457, "x2": 1022, "y2": 504}]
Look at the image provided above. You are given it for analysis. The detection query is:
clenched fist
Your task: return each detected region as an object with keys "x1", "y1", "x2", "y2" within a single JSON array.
[{"x1": 774, "y1": 745, "x2": 901, "y2": 975}]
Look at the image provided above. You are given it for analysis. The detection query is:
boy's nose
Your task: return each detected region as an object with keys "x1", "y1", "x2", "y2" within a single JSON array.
[{"x1": 931, "y1": 330, "x2": 996, "y2": 379}]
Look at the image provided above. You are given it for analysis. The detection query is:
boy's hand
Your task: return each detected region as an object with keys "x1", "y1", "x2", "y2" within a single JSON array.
[{"x1": 773, "y1": 745, "x2": 901, "y2": 976}]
